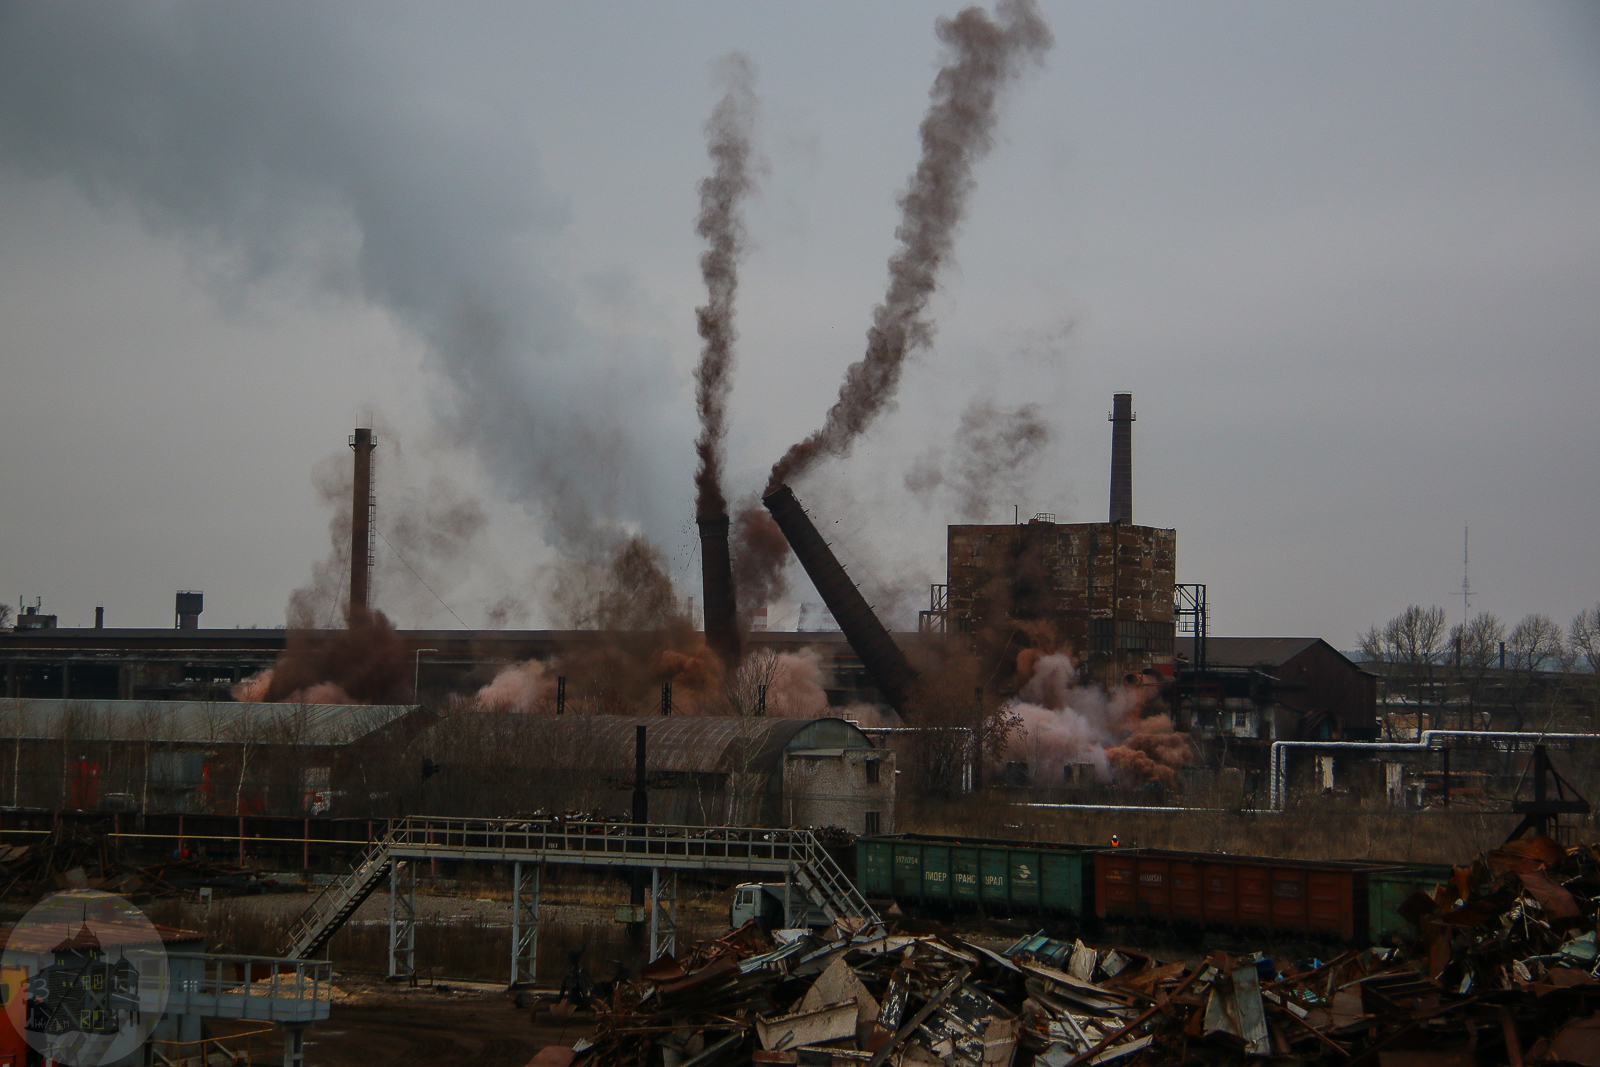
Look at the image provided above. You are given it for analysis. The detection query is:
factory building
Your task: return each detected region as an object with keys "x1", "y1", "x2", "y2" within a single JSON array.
[
  {"x1": 933, "y1": 392, "x2": 1177, "y2": 689},
  {"x1": 424, "y1": 715, "x2": 895, "y2": 835},
  {"x1": 944, "y1": 518, "x2": 1177, "y2": 686},
  {"x1": 0, "y1": 698, "x2": 432, "y2": 817},
  {"x1": 1170, "y1": 637, "x2": 1378, "y2": 743}
]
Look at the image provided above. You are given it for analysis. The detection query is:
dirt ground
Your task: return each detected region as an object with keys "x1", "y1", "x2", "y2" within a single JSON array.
[{"x1": 217, "y1": 976, "x2": 595, "y2": 1067}]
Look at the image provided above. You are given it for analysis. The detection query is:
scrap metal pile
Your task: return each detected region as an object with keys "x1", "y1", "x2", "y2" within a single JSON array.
[
  {"x1": 0, "y1": 823, "x2": 269, "y2": 900},
  {"x1": 538, "y1": 835, "x2": 1600, "y2": 1067}
]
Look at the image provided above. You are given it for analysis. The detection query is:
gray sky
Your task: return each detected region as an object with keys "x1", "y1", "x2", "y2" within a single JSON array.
[{"x1": 1, "y1": 1, "x2": 1595, "y2": 644}]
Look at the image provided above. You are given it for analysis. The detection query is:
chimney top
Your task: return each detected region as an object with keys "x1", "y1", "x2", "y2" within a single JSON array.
[{"x1": 1108, "y1": 392, "x2": 1134, "y2": 524}]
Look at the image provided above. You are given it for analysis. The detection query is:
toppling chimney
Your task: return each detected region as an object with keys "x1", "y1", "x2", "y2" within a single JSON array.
[
  {"x1": 1108, "y1": 392, "x2": 1134, "y2": 524},
  {"x1": 697, "y1": 516, "x2": 740, "y2": 670},
  {"x1": 762, "y1": 485, "x2": 918, "y2": 716},
  {"x1": 348, "y1": 428, "x2": 375, "y2": 625}
]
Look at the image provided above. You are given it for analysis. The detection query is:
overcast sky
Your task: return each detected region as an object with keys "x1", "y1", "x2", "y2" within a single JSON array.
[{"x1": 1, "y1": 2, "x2": 1595, "y2": 644}]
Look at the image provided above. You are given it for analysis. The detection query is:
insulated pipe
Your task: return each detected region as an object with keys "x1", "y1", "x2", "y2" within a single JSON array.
[
  {"x1": 1268, "y1": 730, "x2": 1600, "y2": 810},
  {"x1": 763, "y1": 484, "x2": 919, "y2": 715},
  {"x1": 696, "y1": 515, "x2": 740, "y2": 670},
  {"x1": 1022, "y1": 803, "x2": 1240, "y2": 814}
]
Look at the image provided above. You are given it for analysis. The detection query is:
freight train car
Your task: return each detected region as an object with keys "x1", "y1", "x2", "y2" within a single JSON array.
[
  {"x1": 1094, "y1": 848, "x2": 1402, "y2": 942},
  {"x1": 1366, "y1": 864, "x2": 1454, "y2": 943},
  {"x1": 855, "y1": 833, "x2": 1098, "y2": 916}
]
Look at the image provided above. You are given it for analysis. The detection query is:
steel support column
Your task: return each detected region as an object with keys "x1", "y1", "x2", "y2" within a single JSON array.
[
  {"x1": 280, "y1": 1024, "x2": 309, "y2": 1067},
  {"x1": 387, "y1": 859, "x2": 415, "y2": 978},
  {"x1": 511, "y1": 861, "x2": 541, "y2": 986},
  {"x1": 648, "y1": 868, "x2": 677, "y2": 962},
  {"x1": 783, "y1": 866, "x2": 801, "y2": 929}
]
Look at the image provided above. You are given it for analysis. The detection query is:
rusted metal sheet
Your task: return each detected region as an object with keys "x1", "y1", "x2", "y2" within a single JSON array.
[{"x1": 757, "y1": 1000, "x2": 858, "y2": 1050}]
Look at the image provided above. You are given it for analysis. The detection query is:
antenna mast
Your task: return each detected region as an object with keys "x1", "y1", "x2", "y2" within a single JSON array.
[{"x1": 1460, "y1": 525, "x2": 1475, "y2": 618}]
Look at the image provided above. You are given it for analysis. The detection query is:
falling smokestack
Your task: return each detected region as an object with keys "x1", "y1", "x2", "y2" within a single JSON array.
[
  {"x1": 762, "y1": 485, "x2": 919, "y2": 716},
  {"x1": 349, "y1": 428, "x2": 375, "y2": 625},
  {"x1": 1108, "y1": 392, "x2": 1134, "y2": 524},
  {"x1": 698, "y1": 516, "x2": 740, "y2": 669}
]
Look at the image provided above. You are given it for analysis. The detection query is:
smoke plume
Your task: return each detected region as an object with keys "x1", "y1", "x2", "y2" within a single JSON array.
[
  {"x1": 904, "y1": 399, "x2": 1051, "y2": 521},
  {"x1": 0, "y1": 4, "x2": 693, "y2": 554},
  {"x1": 1002, "y1": 651, "x2": 1189, "y2": 786},
  {"x1": 287, "y1": 431, "x2": 490, "y2": 629},
  {"x1": 234, "y1": 609, "x2": 410, "y2": 705},
  {"x1": 731, "y1": 498, "x2": 791, "y2": 625},
  {"x1": 540, "y1": 535, "x2": 728, "y2": 714},
  {"x1": 767, "y1": 0, "x2": 1052, "y2": 491},
  {"x1": 693, "y1": 54, "x2": 760, "y2": 525}
]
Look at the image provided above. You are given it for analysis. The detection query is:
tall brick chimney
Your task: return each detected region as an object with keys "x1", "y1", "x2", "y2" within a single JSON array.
[
  {"x1": 1108, "y1": 392, "x2": 1134, "y2": 524},
  {"x1": 349, "y1": 428, "x2": 375, "y2": 624}
]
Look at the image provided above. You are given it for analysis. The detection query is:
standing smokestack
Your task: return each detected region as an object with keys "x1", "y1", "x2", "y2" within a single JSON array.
[
  {"x1": 94, "y1": 606, "x2": 104, "y2": 630},
  {"x1": 762, "y1": 485, "x2": 919, "y2": 716},
  {"x1": 349, "y1": 428, "x2": 375, "y2": 625},
  {"x1": 1108, "y1": 392, "x2": 1134, "y2": 524},
  {"x1": 698, "y1": 517, "x2": 740, "y2": 669}
]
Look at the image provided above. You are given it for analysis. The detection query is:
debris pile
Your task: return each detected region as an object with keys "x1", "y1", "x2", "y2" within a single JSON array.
[
  {"x1": 0, "y1": 823, "x2": 269, "y2": 900},
  {"x1": 538, "y1": 834, "x2": 1600, "y2": 1066}
]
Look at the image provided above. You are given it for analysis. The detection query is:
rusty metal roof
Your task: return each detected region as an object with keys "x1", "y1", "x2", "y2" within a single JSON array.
[{"x1": 0, "y1": 698, "x2": 429, "y2": 746}]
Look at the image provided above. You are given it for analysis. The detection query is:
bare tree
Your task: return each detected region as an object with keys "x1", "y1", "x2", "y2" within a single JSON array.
[
  {"x1": 7, "y1": 699, "x2": 27, "y2": 807},
  {"x1": 0, "y1": 603, "x2": 12, "y2": 630},
  {"x1": 1361, "y1": 605, "x2": 1448, "y2": 720},
  {"x1": 1570, "y1": 605, "x2": 1600, "y2": 674},
  {"x1": 226, "y1": 703, "x2": 265, "y2": 815},
  {"x1": 1572, "y1": 604, "x2": 1600, "y2": 726},
  {"x1": 1502, "y1": 613, "x2": 1566, "y2": 731},
  {"x1": 1509, "y1": 613, "x2": 1565, "y2": 674},
  {"x1": 725, "y1": 648, "x2": 782, "y2": 717},
  {"x1": 1446, "y1": 612, "x2": 1505, "y2": 727}
]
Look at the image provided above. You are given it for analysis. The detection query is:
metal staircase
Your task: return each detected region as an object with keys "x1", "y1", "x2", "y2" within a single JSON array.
[
  {"x1": 280, "y1": 816, "x2": 877, "y2": 963},
  {"x1": 788, "y1": 833, "x2": 878, "y2": 926},
  {"x1": 282, "y1": 838, "x2": 394, "y2": 960}
]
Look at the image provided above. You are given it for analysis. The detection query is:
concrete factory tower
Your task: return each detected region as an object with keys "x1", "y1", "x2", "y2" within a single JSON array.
[
  {"x1": 349, "y1": 428, "x2": 375, "y2": 624},
  {"x1": 1109, "y1": 392, "x2": 1134, "y2": 524}
]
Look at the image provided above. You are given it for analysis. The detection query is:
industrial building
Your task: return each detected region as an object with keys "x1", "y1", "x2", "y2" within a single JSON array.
[
  {"x1": 921, "y1": 392, "x2": 1177, "y2": 690},
  {"x1": 442, "y1": 714, "x2": 895, "y2": 834},
  {"x1": 0, "y1": 396, "x2": 1396, "y2": 808},
  {"x1": 0, "y1": 698, "x2": 433, "y2": 817}
]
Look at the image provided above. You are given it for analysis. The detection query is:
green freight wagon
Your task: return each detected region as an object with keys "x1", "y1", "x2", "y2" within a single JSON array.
[
  {"x1": 1367, "y1": 864, "x2": 1454, "y2": 943},
  {"x1": 856, "y1": 833, "x2": 1095, "y2": 915}
]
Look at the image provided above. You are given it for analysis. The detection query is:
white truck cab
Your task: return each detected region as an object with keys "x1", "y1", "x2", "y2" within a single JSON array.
[{"x1": 729, "y1": 883, "x2": 828, "y2": 931}]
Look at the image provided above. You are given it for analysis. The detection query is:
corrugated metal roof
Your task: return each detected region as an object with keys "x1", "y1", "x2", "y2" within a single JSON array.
[
  {"x1": 1174, "y1": 637, "x2": 1326, "y2": 668},
  {"x1": 0, "y1": 698, "x2": 425, "y2": 746}
]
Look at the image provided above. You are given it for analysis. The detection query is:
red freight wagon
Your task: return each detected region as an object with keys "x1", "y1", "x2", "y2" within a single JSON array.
[{"x1": 1095, "y1": 849, "x2": 1397, "y2": 942}]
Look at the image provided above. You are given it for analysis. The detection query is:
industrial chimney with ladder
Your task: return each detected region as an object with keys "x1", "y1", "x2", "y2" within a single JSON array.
[
  {"x1": 1108, "y1": 392, "x2": 1134, "y2": 524},
  {"x1": 349, "y1": 428, "x2": 375, "y2": 625}
]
